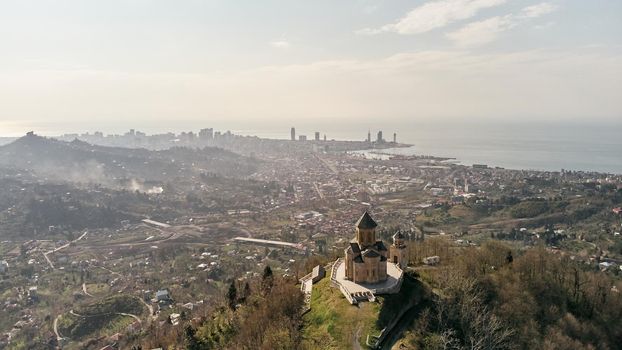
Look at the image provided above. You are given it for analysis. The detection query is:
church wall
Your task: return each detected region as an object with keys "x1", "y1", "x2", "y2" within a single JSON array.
[
  {"x1": 353, "y1": 261, "x2": 365, "y2": 283},
  {"x1": 378, "y1": 260, "x2": 387, "y2": 281}
]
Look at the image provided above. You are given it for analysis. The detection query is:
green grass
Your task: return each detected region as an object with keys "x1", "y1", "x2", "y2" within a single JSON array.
[
  {"x1": 302, "y1": 276, "x2": 428, "y2": 349},
  {"x1": 302, "y1": 278, "x2": 380, "y2": 349}
]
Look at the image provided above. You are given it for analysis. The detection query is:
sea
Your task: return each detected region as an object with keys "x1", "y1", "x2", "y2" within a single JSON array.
[
  {"x1": 1, "y1": 120, "x2": 621, "y2": 174},
  {"x1": 238, "y1": 122, "x2": 622, "y2": 174}
]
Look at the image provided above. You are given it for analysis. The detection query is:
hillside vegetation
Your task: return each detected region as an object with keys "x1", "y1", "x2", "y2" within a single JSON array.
[
  {"x1": 398, "y1": 241, "x2": 622, "y2": 350},
  {"x1": 58, "y1": 294, "x2": 145, "y2": 340}
]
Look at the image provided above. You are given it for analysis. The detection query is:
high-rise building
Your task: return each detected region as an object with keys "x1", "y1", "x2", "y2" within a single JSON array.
[
  {"x1": 367, "y1": 130, "x2": 371, "y2": 143},
  {"x1": 377, "y1": 131, "x2": 383, "y2": 143},
  {"x1": 323, "y1": 134, "x2": 327, "y2": 141},
  {"x1": 299, "y1": 135, "x2": 307, "y2": 141},
  {"x1": 199, "y1": 128, "x2": 214, "y2": 140},
  {"x1": 291, "y1": 127, "x2": 296, "y2": 141},
  {"x1": 393, "y1": 133, "x2": 396, "y2": 143},
  {"x1": 315, "y1": 132, "x2": 320, "y2": 141}
]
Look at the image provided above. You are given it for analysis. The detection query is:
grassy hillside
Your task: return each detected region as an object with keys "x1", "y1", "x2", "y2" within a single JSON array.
[
  {"x1": 302, "y1": 275, "x2": 427, "y2": 349},
  {"x1": 58, "y1": 294, "x2": 146, "y2": 340}
]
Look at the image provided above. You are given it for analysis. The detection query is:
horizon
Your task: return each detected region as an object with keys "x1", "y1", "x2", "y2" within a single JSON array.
[{"x1": 2, "y1": 118, "x2": 622, "y2": 139}]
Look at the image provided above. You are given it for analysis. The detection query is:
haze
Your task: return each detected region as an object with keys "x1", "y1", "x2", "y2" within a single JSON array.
[{"x1": 1, "y1": 0, "x2": 621, "y2": 136}]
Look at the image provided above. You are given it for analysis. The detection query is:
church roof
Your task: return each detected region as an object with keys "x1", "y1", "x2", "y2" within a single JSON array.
[
  {"x1": 356, "y1": 211, "x2": 378, "y2": 229},
  {"x1": 362, "y1": 249, "x2": 380, "y2": 258},
  {"x1": 350, "y1": 242, "x2": 361, "y2": 254},
  {"x1": 373, "y1": 241, "x2": 387, "y2": 251}
]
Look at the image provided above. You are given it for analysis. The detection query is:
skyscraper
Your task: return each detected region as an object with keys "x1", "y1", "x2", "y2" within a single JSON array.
[
  {"x1": 199, "y1": 128, "x2": 214, "y2": 140},
  {"x1": 393, "y1": 133, "x2": 396, "y2": 143},
  {"x1": 367, "y1": 130, "x2": 371, "y2": 143},
  {"x1": 377, "y1": 131, "x2": 383, "y2": 143},
  {"x1": 291, "y1": 127, "x2": 296, "y2": 141},
  {"x1": 315, "y1": 132, "x2": 320, "y2": 141}
]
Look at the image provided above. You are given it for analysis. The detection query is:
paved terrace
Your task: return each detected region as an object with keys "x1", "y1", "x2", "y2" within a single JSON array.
[{"x1": 331, "y1": 258, "x2": 403, "y2": 304}]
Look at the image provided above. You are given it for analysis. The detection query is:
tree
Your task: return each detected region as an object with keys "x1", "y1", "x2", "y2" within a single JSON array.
[
  {"x1": 241, "y1": 282, "x2": 251, "y2": 303},
  {"x1": 227, "y1": 281, "x2": 237, "y2": 310},
  {"x1": 506, "y1": 251, "x2": 513, "y2": 264},
  {"x1": 184, "y1": 325, "x2": 201, "y2": 350},
  {"x1": 262, "y1": 265, "x2": 274, "y2": 293}
]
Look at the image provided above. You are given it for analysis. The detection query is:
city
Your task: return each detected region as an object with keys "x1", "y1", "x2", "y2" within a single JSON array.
[{"x1": 0, "y1": 128, "x2": 620, "y2": 349}]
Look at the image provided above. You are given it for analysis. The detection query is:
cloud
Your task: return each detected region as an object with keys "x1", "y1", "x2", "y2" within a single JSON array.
[
  {"x1": 520, "y1": 2, "x2": 557, "y2": 18},
  {"x1": 357, "y1": 0, "x2": 506, "y2": 35},
  {"x1": 446, "y1": 15, "x2": 514, "y2": 47},
  {"x1": 270, "y1": 40, "x2": 290, "y2": 49},
  {"x1": 446, "y1": 2, "x2": 558, "y2": 47}
]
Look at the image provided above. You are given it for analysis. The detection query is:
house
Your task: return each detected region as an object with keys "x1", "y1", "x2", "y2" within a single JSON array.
[
  {"x1": 423, "y1": 256, "x2": 440, "y2": 265},
  {"x1": 599, "y1": 262, "x2": 616, "y2": 271},
  {"x1": 613, "y1": 207, "x2": 622, "y2": 215},
  {"x1": 28, "y1": 286, "x2": 38, "y2": 299},
  {"x1": 170, "y1": 313, "x2": 181, "y2": 326},
  {"x1": 155, "y1": 289, "x2": 171, "y2": 303},
  {"x1": 0, "y1": 260, "x2": 8, "y2": 274}
]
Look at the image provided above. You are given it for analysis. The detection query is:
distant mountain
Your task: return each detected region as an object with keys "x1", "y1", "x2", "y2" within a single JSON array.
[{"x1": 0, "y1": 133, "x2": 258, "y2": 186}]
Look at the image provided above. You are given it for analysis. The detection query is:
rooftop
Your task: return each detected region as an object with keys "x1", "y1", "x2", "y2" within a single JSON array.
[{"x1": 356, "y1": 211, "x2": 377, "y2": 229}]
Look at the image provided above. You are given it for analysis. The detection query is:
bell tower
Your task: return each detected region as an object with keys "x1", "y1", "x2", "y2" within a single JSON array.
[{"x1": 390, "y1": 231, "x2": 408, "y2": 268}]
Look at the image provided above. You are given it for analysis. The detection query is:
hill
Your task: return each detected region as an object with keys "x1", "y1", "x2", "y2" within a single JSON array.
[
  {"x1": 0, "y1": 133, "x2": 258, "y2": 186},
  {"x1": 57, "y1": 294, "x2": 146, "y2": 343}
]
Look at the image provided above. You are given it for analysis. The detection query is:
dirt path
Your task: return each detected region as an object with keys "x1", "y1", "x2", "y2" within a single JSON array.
[
  {"x1": 69, "y1": 309, "x2": 142, "y2": 324},
  {"x1": 138, "y1": 296, "x2": 157, "y2": 324},
  {"x1": 352, "y1": 325, "x2": 363, "y2": 350},
  {"x1": 82, "y1": 283, "x2": 93, "y2": 297},
  {"x1": 53, "y1": 314, "x2": 63, "y2": 343}
]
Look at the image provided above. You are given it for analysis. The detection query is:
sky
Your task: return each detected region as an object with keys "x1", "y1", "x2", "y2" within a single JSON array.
[{"x1": 0, "y1": 0, "x2": 621, "y2": 136}]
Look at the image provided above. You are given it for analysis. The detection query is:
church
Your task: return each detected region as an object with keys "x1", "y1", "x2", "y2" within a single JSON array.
[{"x1": 344, "y1": 212, "x2": 407, "y2": 284}]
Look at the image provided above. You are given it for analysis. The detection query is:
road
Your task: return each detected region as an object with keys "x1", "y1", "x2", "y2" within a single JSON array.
[
  {"x1": 468, "y1": 213, "x2": 564, "y2": 229},
  {"x1": 43, "y1": 231, "x2": 88, "y2": 269}
]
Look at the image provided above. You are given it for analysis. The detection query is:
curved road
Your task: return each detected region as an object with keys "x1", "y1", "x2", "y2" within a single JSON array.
[{"x1": 43, "y1": 231, "x2": 88, "y2": 269}]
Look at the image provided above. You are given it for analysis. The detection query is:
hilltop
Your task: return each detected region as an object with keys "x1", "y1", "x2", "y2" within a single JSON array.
[{"x1": 0, "y1": 133, "x2": 258, "y2": 186}]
